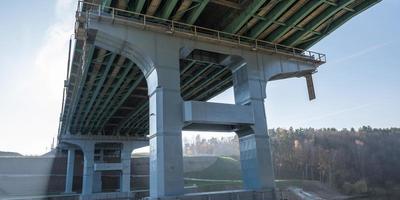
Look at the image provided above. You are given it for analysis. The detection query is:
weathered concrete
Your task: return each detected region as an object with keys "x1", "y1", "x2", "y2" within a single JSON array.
[
  {"x1": 81, "y1": 142, "x2": 94, "y2": 195},
  {"x1": 183, "y1": 101, "x2": 254, "y2": 126},
  {"x1": 148, "y1": 67, "x2": 185, "y2": 197},
  {"x1": 65, "y1": 149, "x2": 76, "y2": 193},
  {"x1": 233, "y1": 66, "x2": 276, "y2": 192}
]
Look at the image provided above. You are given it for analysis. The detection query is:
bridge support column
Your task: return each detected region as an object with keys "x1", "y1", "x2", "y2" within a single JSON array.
[
  {"x1": 65, "y1": 148, "x2": 75, "y2": 193},
  {"x1": 93, "y1": 172, "x2": 102, "y2": 193},
  {"x1": 148, "y1": 67, "x2": 184, "y2": 198},
  {"x1": 120, "y1": 143, "x2": 135, "y2": 193},
  {"x1": 82, "y1": 142, "x2": 95, "y2": 195},
  {"x1": 233, "y1": 65, "x2": 276, "y2": 192}
]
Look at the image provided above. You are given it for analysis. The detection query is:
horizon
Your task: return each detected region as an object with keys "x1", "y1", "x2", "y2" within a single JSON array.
[
  {"x1": 1, "y1": 126, "x2": 398, "y2": 156},
  {"x1": 0, "y1": 0, "x2": 399, "y2": 155}
]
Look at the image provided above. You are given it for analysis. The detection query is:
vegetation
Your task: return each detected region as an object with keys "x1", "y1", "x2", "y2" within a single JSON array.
[
  {"x1": 185, "y1": 156, "x2": 241, "y2": 180},
  {"x1": 184, "y1": 127, "x2": 400, "y2": 198},
  {"x1": 270, "y1": 126, "x2": 400, "y2": 197}
]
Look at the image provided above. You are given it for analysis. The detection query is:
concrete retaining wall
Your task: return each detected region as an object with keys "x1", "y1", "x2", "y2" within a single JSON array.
[{"x1": 0, "y1": 155, "x2": 217, "y2": 197}]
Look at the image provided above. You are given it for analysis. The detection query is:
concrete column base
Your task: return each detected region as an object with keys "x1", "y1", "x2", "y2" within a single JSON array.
[
  {"x1": 79, "y1": 191, "x2": 133, "y2": 200},
  {"x1": 239, "y1": 134, "x2": 275, "y2": 190},
  {"x1": 144, "y1": 189, "x2": 275, "y2": 200},
  {"x1": 93, "y1": 171, "x2": 102, "y2": 193}
]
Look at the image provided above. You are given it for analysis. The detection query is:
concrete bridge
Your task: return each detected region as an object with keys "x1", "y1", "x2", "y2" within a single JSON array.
[{"x1": 57, "y1": 0, "x2": 379, "y2": 199}]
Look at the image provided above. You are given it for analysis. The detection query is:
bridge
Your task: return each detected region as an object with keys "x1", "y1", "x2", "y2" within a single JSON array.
[{"x1": 57, "y1": 0, "x2": 380, "y2": 199}]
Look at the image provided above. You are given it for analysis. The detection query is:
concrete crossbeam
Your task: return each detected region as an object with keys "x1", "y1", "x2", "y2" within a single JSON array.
[
  {"x1": 94, "y1": 163, "x2": 123, "y2": 171},
  {"x1": 183, "y1": 101, "x2": 254, "y2": 125}
]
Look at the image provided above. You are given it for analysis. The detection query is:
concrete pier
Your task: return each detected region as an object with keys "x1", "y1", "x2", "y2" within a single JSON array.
[{"x1": 65, "y1": 149, "x2": 75, "y2": 193}]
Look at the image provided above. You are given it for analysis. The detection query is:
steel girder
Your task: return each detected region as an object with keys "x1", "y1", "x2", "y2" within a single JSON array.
[
  {"x1": 172, "y1": 0, "x2": 193, "y2": 21},
  {"x1": 87, "y1": 63, "x2": 136, "y2": 132},
  {"x1": 82, "y1": 56, "x2": 128, "y2": 131},
  {"x1": 71, "y1": 49, "x2": 108, "y2": 131},
  {"x1": 76, "y1": 53, "x2": 117, "y2": 130},
  {"x1": 133, "y1": 0, "x2": 146, "y2": 13},
  {"x1": 282, "y1": 0, "x2": 355, "y2": 46},
  {"x1": 247, "y1": 0, "x2": 296, "y2": 38},
  {"x1": 224, "y1": 0, "x2": 267, "y2": 34},
  {"x1": 160, "y1": 0, "x2": 179, "y2": 19},
  {"x1": 95, "y1": 72, "x2": 144, "y2": 131},
  {"x1": 298, "y1": 0, "x2": 381, "y2": 49},
  {"x1": 265, "y1": 0, "x2": 325, "y2": 42},
  {"x1": 186, "y1": 0, "x2": 209, "y2": 24},
  {"x1": 96, "y1": 0, "x2": 378, "y2": 49},
  {"x1": 146, "y1": 0, "x2": 162, "y2": 16},
  {"x1": 66, "y1": 44, "x2": 95, "y2": 134}
]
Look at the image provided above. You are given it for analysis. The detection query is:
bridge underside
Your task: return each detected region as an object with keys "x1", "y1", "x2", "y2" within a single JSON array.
[
  {"x1": 89, "y1": 0, "x2": 379, "y2": 49},
  {"x1": 59, "y1": 0, "x2": 381, "y2": 137},
  {"x1": 61, "y1": 43, "x2": 234, "y2": 137}
]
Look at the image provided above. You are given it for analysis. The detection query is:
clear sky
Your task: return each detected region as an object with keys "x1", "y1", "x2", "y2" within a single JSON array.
[{"x1": 0, "y1": 0, "x2": 399, "y2": 155}]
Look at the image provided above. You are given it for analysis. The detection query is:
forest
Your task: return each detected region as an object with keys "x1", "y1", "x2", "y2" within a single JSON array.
[{"x1": 183, "y1": 127, "x2": 400, "y2": 197}]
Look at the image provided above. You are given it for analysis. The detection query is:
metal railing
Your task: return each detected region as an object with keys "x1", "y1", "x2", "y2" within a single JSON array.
[{"x1": 76, "y1": 1, "x2": 326, "y2": 64}]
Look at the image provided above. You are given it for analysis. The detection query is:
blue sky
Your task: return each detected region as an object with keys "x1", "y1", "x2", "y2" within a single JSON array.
[{"x1": 0, "y1": 0, "x2": 399, "y2": 155}]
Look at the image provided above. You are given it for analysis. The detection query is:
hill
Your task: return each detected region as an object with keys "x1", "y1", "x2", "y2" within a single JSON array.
[{"x1": 0, "y1": 151, "x2": 22, "y2": 157}]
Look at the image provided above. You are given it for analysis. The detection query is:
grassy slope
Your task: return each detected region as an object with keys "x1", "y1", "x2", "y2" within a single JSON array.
[
  {"x1": 184, "y1": 156, "x2": 241, "y2": 180},
  {"x1": 184, "y1": 156, "x2": 242, "y2": 191},
  {"x1": 183, "y1": 156, "x2": 347, "y2": 198}
]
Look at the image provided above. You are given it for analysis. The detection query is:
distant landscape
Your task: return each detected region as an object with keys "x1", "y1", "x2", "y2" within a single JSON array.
[
  {"x1": 0, "y1": 151, "x2": 22, "y2": 157},
  {"x1": 1, "y1": 127, "x2": 399, "y2": 199},
  {"x1": 184, "y1": 127, "x2": 400, "y2": 199}
]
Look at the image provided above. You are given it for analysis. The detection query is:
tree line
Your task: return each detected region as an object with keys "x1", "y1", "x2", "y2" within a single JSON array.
[{"x1": 183, "y1": 127, "x2": 400, "y2": 195}]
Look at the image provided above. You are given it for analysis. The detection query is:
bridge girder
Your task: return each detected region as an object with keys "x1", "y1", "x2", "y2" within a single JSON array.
[
  {"x1": 186, "y1": 0, "x2": 209, "y2": 25},
  {"x1": 282, "y1": 0, "x2": 356, "y2": 46},
  {"x1": 247, "y1": 0, "x2": 296, "y2": 38},
  {"x1": 266, "y1": 0, "x2": 325, "y2": 42},
  {"x1": 224, "y1": 0, "x2": 267, "y2": 34}
]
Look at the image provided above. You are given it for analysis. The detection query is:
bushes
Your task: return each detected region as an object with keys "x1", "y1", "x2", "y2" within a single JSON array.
[{"x1": 342, "y1": 180, "x2": 368, "y2": 194}]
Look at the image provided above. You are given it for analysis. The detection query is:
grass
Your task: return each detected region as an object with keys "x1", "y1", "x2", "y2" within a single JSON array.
[
  {"x1": 183, "y1": 156, "x2": 342, "y2": 195},
  {"x1": 184, "y1": 156, "x2": 241, "y2": 180}
]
